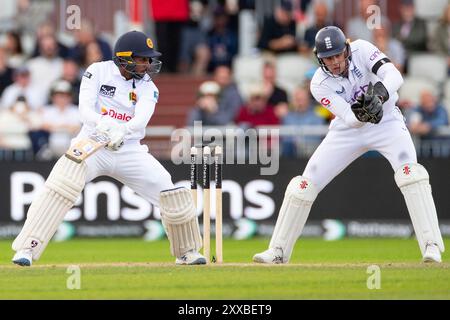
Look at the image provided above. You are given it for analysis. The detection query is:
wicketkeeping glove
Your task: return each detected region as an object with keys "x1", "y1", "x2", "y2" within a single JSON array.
[{"x1": 351, "y1": 81, "x2": 389, "y2": 124}]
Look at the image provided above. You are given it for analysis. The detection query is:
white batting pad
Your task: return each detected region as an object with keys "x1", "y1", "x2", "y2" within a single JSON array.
[
  {"x1": 12, "y1": 156, "x2": 87, "y2": 260},
  {"x1": 395, "y1": 163, "x2": 445, "y2": 255},
  {"x1": 269, "y1": 176, "x2": 318, "y2": 262},
  {"x1": 160, "y1": 187, "x2": 202, "y2": 257}
]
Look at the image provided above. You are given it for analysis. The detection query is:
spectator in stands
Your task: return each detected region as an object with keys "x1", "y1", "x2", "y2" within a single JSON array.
[
  {"x1": 257, "y1": 0, "x2": 298, "y2": 54},
  {"x1": 80, "y1": 41, "x2": 104, "y2": 73},
  {"x1": 178, "y1": 0, "x2": 211, "y2": 76},
  {"x1": 0, "y1": 66, "x2": 46, "y2": 110},
  {"x1": 345, "y1": 0, "x2": 377, "y2": 42},
  {"x1": 372, "y1": 18, "x2": 406, "y2": 73},
  {"x1": 27, "y1": 35, "x2": 64, "y2": 98},
  {"x1": 60, "y1": 58, "x2": 81, "y2": 105},
  {"x1": 14, "y1": 0, "x2": 52, "y2": 36},
  {"x1": 407, "y1": 89, "x2": 448, "y2": 140},
  {"x1": 207, "y1": 5, "x2": 238, "y2": 72},
  {"x1": 69, "y1": 19, "x2": 112, "y2": 65},
  {"x1": 187, "y1": 80, "x2": 223, "y2": 125},
  {"x1": 235, "y1": 83, "x2": 279, "y2": 128},
  {"x1": 40, "y1": 80, "x2": 81, "y2": 157},
  {"x1": 213, "y1": 64, "x2": 243, "y2": 122},
  {"x1": 0, "y1": 96, "x2": 33, "y2": 151},
  {"x1": 31, "y1": 21, "x2": 70, "y2": 59},
  {"x1": 262, "y1": 60, "x2": 289, "y2": 120},
  {"x1": 300, "y1": 1, "x2": 333, "y2": 54},
  {"x1": 0, "y1": 47, "x2": 14, "y2": 96},
  {"x1": 281, "y1": 86, "x2": 326, "y2": 157},
  {"x1": 392, "y1": 0, "x2": 428, "y2": 70},
  {"x1": 430, "y1": 3, "x2": 450, "y2": 75},
  {"x1": 4, "y1": 31, "x2": 28, "y2": 69}
]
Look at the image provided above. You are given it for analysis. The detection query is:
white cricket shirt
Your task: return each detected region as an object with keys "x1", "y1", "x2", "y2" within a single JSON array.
[
  {"x1": 76, "y1": 60, "x2": 159, "y2": 144},
  {"x1": 310, "y1": 39, "x2": 403, "y2": 130}
]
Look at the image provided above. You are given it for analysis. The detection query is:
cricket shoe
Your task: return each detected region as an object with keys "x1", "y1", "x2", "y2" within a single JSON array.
[
  {"x1": 175, "y1": 250, "x2": 207, "y2": 265},
  {"x1": 422, "y1": 241, "x2": 442, "y2": 263},
  {"x1": 253, "y1": 247, "x2": 285, "y2": 264},
  {"x1": 12, "y1": 249, "x2": 33, "y2": 267}
]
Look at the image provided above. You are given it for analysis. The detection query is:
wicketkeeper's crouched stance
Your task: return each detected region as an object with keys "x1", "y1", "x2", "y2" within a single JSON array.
[
  {"x1": 12, "y1": 31, "x2": 206, "y2": 266},
  {"x1": 254, "y1": 26, "x2": 445, "y2": 264}
]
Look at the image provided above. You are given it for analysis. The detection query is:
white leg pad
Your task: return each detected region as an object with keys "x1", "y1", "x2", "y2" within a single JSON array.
[
  {"x1": 269, "y1": 176, "x2": 318, "y2": 262},
  {"x1": 160, "y1": 187, "x2": 202, "y2": 257},
  {"x1": 12, "y1": 156, "x2": 86, "y2": 260},
  {"x1": 395, "y1": 163, "x2": 445, "y2": 255}
]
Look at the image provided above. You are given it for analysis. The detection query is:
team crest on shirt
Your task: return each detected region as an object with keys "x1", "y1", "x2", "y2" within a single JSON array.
[
  {"x1": 99, "y1": 85, "x2": 116, "y2": 97},
  {"x1": 129, "y1": 91, "x2": 137, "y2": 105}
]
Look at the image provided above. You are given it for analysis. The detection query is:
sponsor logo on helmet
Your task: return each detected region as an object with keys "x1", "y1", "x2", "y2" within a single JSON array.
[
  {"x1": 146, "y1": 38, "x2": 154, "y2": 48},
  {"x1": 100, "y1": 85, "x2": 116, "y2": 97},
  {"x1": 101, "y1": 107, "x2": 132, "y2": 122}
]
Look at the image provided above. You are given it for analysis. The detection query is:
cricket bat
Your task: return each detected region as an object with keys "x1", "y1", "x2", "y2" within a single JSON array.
[{"x1": 65, "y1": 132, "x2": 111, "y2": 163}]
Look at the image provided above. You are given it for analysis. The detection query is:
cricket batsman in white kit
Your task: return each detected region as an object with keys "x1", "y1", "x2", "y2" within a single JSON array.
[
  {"x1": 12, "y1": 31, "x2": 206, "y2": 266},
  {"x1": 254, "y1": 26, "x2": 445, "y2": 264}
]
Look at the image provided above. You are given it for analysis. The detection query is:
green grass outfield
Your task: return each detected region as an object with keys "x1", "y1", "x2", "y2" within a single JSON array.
[{"x1": 0, "y1": 238, "x2": 449, "y2": 299}]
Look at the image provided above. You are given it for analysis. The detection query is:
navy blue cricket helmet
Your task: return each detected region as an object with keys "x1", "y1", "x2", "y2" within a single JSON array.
[
  {"x1": 313, "y1": 26, "x2": 351, "y2": 77},
  {"x1": 113, "y1": 30, "x2": 162, "y2": 80}
]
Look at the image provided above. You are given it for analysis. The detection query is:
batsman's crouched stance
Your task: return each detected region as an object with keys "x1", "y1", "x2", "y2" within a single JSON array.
[{"x1": 12, "y1": 30, "x2": 206, "y2": 266}]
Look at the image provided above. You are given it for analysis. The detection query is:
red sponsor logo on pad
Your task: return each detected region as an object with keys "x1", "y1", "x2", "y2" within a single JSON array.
[
  {"x1": 403, "y1": 165, "x2": 411, "y2": 175},
  {"x1": 299, "y1": 180, "x2": 308, "y2": 189}
]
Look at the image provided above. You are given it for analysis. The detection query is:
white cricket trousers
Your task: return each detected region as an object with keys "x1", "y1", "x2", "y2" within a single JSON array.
[
  {"x1": 84, "y1": 143, "x2": 175, "y2": 205},
  {"x1": 303, "y1": 108, "x2": 417, "y2": 191}
]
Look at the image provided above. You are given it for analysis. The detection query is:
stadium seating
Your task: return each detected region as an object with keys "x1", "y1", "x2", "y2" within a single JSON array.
[
  {"x1": 151, "y1": 75, "x2": 208, "y2": 127},
  {"x1": 408, "y1": 54, "x2": 447, "y2": 84},
  {"x1": 414, "y1": 0, "x2": 448, "y2": 20},
  {"x1": 398, "y1": 76, "x2": 438, "y2": 106},
  {"x1": 275, "y1": 53, "x2": 316, "y2": 97},
  {"x1": 232, "y1": 54, "x2": 267, "y2": 100}
]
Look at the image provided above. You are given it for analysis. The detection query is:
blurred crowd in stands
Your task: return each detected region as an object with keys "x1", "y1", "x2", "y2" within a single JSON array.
[{"x1": 0, "y1": 0, "x2": 449, "y2": 160}]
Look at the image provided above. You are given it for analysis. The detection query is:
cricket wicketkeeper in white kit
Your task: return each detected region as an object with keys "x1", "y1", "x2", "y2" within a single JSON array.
[
  {"x1": 254, "y1": 26, "x2": 445, "y2": 264},
  {"x1": 12, "y1": 31, "x2": 207, "y2": 266}
]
